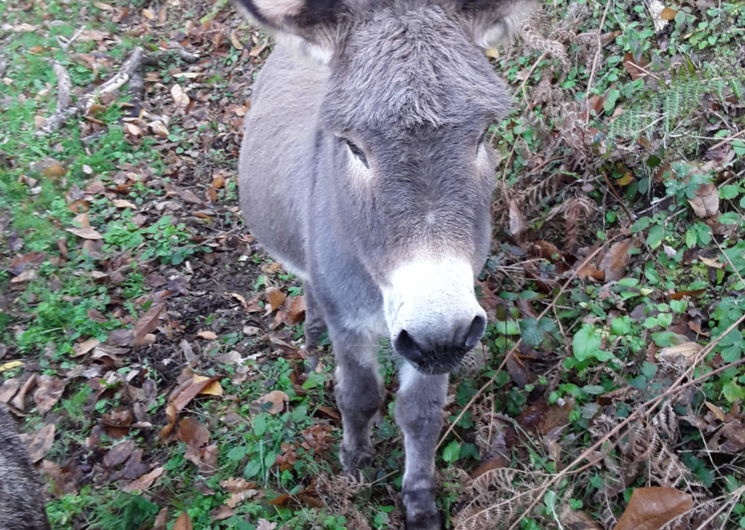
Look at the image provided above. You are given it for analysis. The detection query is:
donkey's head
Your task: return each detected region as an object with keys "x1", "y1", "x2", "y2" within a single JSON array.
[{"x1": 238, "y1": 0, "x2": 530, "y2": 374}]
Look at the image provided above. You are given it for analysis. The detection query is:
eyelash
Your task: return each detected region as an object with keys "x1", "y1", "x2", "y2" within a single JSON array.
[{"x1": 344, "y1": 139, "x2": 368, "y2": 168}]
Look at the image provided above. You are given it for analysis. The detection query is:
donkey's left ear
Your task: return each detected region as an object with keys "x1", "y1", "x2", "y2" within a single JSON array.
[
  {"x1": 458, "y1": 0, "x2": 536, "y2": 49},
  {"x1": 233, "y1": 0, "x2": 345, "y2": 63}
]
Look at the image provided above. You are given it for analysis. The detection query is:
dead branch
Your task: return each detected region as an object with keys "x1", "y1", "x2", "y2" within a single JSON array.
[
  {"x1": 37, "y1": 47, "x2": 144, "y2": 137},
  {"x1": 52, "y1": 61, "x2": 71, "y2": 111}
]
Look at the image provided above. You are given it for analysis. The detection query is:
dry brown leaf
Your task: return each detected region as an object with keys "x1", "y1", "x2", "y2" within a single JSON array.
[
  {"x1": 66, "y1": 227, "x2": 103, "y2": 240},
  {"x1": 152, "y1": 508, "x2": 169, "y2": 530},
  {"x1": 266, "y1": 287, "x2": 286, "y2": 312},
  {"x1": 159, "y1": 373, "x2": 222, "y2": 440},
  {"x1": 560, "y1": 505, "x2": 602, "y2": 529},
  {"x1": 113, "y1": 199, "x2": 136, "y2": 209},
  {"x1": 171, "y1": 84, "x2": 190, "y2": 107},
  {"x1": 24, "y1": 423, "x2": 56, "y2": 463},
  {"x1": 133, "y1": 303, "x2": 165, "y2": 346},
  {"x1": 623, "y1": 52, "x2": 648, "y2": 81},
  {"x1": 660, "y1": 7, "x2": 677, "y2": 20},
  {"x1": 196, "y1": 330, "x2": 218, "y2": 340},
  {"x1": 10, "y1": 269, "x2": 37, "y2": 284},
  {"x1": 73, "y1": 337, "x2": 100, "y2": 357},
  {"x1": 122, "y1": 466, "x2": 165, "y2": 492},
  {"x1": 0, "y1": 378, "x2": 21, "y2": 403},
  {"x1": 286, "y1": 296, "x2": 306, "y2": 324},
  {"x1": 508, "y1": 199, "x2": 526, "y2": 236},
  {"x1": 173, "y1": 512, "x2": 193, "y2": 530},
  {"x1": 211, "y1": 505, "x2": 234, "y2": 521},
  {"x1": 254, "y1": 390, "x2": 289, "y2": 415},
  {"x1": 704, "y1": 401, "x2": 727, "y2": 422},
  {"x1": 599, "y1": 238, "x2": 635, "y2": 282},
  {"x1": 103, "y1": 439, "x2": 136, "y2": 468},
  {"x1": 32, "y1": 375, "x2": 66, "y2": 415},
  {"x1": 11, "y1": 374, "x2": 37, "y2": 410},
  {"x1": 657, "y1": 342, "x2": 702, "y2": 369},
  {"x1": 41, "y1": 163, "x2": 67, "y2": 178},
  {"x1": 229, "y1": 30, "x2": 244, "y2": 50},
  {"x1": 688, "y1": 182, "x2": 719, "y2": 218},
  {"x1": 699, "y1": 256, "x2": 724, "y2": 269},
  {"x1": 614, "y1": 487, "x2": 693, "y2": 530}
]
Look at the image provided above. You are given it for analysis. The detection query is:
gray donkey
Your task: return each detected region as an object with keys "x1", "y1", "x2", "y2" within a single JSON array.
[
  {"x1": 0, "y1": 406, "x2": 50, "y2": 530},
  {"x1": 235, "y1": 1, "x2": 531, "y2": 527}
]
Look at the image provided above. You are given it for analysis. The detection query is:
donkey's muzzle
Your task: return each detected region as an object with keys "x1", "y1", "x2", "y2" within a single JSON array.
[{"x1": 393, "y1": 314, "x2": 486, "y2": 374}]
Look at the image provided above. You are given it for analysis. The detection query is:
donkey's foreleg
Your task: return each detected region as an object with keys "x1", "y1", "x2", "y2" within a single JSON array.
[
  {"x1": 331, "y1": 328, "x2": 384, "y2": 474},
  {"x1": 302, "y1": 283, "x2": 327, "y2": 369},
  {"x1": 396, "y1": 362, "x2": 447, "y2": 530}
]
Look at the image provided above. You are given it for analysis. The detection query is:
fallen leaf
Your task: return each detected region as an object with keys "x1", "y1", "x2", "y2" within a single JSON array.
[
  {"x1": 171, "y1": 84, "x2": 190, "y2": 107},
  {"x1": 688, "y1": 182, "x2": 719, "y2": 218},
  {"x1": 256, "y1": 520, "x2": 277, "y2": 530},
  {"x1": 159, "y1": 372, "x2": 223, "y2": 440},
  {"x1": 560, "y1": 505, "x2": 602, "y2": 529},
  {"x1": 0, "y1": 378, "x2": 21, "y2": 403},
  {"x1": 253, "y1": 390, "x2": 289, "y2": 415},
  {"x1": 196, "y1": 330, "x2": 218, "y2": 340},
  {"x1": 660, "y1": 7, "x2": 677, "y2": 20},
  {"x1": 0, "y1": 360, "x2": 24, "y2": 373},
  {"x1": 11, "y1": 373, "x2": 37, "y2": 410},
  {"x1": 32, "y1": 375, "x2": 66, "y2": 415},
  {"x1": 122, "y1": 466, "x2": 165, "y2": 492},
  {"x1": 133, "y1": 303, "x2": 165, "y2": 346},
  {"x1": 24, "y1": 423, "x2": 56, "y2": 463},
  {"x1": 266, "y1": 287, "x2": 286, "y2": 312},
  {"x1": 614, "y1": 487, "x2": 693, "y2": 530},
  {"x1": 286, "y1": 296, "x2": 306, "y2": 324},
  {"x1": 103, "y1": 439, "x2": 136, "y2": 468},
  {"x1": 173, "y1": 512, "x2": 193, "y2": 530},
  {"x1": 699, "y1": 256, "x2": 724, "y2": 269},
  {"x1": 66, "y1": 227, "x2": 103, "y2": 240},
  {"x1": 657, "y1": 342, "x2": 702, "y2": 369},
  {"x1": 599, "y1": 238, "x2": 635, "y2": 281},
  {"x1": 73, "y1": 337, "x2": 100, "y2": 357},
  {"x1": 113, "y1": 199, "x2": 136, "y2": 209},
  {"x1": 508, "y1": 199, "x2": 526, "y2": 236}
]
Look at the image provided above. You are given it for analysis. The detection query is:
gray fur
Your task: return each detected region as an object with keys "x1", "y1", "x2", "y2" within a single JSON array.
[
  {"x1": 0, "y1": 406, "x2": 50, "y2": 530},
  {"x1": 236, "y1": 1, "x2": 531, "y2": 527}
]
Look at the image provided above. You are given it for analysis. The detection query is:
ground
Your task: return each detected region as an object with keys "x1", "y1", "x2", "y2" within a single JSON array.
[{"x1": 0, "y1": 0, "x2": 744, "y2": 529}]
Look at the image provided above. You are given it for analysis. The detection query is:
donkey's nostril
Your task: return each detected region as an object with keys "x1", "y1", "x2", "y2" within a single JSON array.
[
  {"x1": 394, "y1": 329, "x2": 423, "y2": 363},
  {"x1": 462, "y1": 315, "x2": 486, "y2": 351}
]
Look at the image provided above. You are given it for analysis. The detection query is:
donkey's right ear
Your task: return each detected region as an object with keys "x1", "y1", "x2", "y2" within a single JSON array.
[{"x1": 233, "y1": 0, "x2": 344, "y2": 63}]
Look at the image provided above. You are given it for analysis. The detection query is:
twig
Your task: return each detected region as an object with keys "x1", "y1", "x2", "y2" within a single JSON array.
[
  {"x1": 0, "y1": 58, "x2": 7, "y2": 79},
  {"x1": 437, "y1": 234, "x2": 621, "y2": 450},
  {"x1": 709, "y1": 128, "x2": 745, "y2": 151},
  {"x1": 37, "y1": 47, "x2": 144, "y2": 136},
  {"x1": 52, "y1": 61, "x2": 71, "y2": 111},
  {"x1": 584, "y1": 0, "x2": 612, "y2": 124}
]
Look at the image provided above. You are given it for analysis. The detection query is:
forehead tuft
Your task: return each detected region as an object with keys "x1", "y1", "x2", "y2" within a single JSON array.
[{"x1": 322, "y1": 3, "x2": 510, "y2": 132}]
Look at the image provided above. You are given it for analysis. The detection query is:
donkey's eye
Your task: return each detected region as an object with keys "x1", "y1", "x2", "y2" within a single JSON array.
[{"x1": 344, "y1": 139, "x2": 368, "y2": 168}]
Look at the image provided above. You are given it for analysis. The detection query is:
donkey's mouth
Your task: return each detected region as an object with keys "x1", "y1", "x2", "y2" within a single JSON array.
[{"x1": 407, "y1": 351, "x2": 468, "y2": 375}]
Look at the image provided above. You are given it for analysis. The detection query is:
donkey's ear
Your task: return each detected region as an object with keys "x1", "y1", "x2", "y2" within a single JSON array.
[
  {"x1": 458, "y1": 0, "x2": 535, "y2": 48},
  {"x1": 233, "y1": 0, "x2": 343, "y2": 63}
]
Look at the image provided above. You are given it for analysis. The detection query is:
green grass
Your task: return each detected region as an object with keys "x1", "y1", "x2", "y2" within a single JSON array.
[{"x1": 1, "y1": 0, "x2": 744, "y2": 528}]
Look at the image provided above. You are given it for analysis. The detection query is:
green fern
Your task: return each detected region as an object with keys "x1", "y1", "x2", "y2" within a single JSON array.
[{"x1": 605, "y1": 66, "x2": 745, "y2": 147}]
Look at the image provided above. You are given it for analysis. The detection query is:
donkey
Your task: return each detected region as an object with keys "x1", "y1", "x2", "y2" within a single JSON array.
[
  {"x1": 235, "y1": 1, "x2": 531, "y2": 527},
  {"x1": 0, "y1": 406, "x2": 50, "y2": 530}
]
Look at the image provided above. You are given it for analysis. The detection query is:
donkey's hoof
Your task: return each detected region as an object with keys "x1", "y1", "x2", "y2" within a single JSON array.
[
  {"x1": 339, "y1": 445, "x2": 374, "y2": 476},
  {"x1": 403, "y1": 488, "x2": 441, "y2": 530}
]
